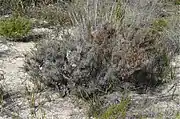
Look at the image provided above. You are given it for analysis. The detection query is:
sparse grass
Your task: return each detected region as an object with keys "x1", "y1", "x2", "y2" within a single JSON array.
[
  {"x1": 25, "y1": 86, "x2": 36, "y2": 117},
  {"x1": 87, "y1": 96, "x2": 104, "y2": 117},
  {"x1": 113, "y1": 0, "x2": 125, "y2": 24},
  {"x1": 25, "y1": 85, "x2": 45, "y2": 118},
  {"x1": 0, "y1": 16, "x2": 31, "y2": 40},
  {"x1": 152, "y1": 18, "x2": 168, "y2": 32},
  {"x1": 87, "y1": 94, "x2": 131, "y2": 119},
  {"x1": 98, "y1": 97, "x2": 130, "y2": 119}
]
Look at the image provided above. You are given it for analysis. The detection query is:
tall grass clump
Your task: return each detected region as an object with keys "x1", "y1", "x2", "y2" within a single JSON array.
[{"x1": 24, "y1": 0, "x2": 179, "y2": 103}]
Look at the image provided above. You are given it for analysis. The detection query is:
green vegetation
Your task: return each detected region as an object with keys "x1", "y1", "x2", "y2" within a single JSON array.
[
  {"x1": 176, "y1": 112, "x2": 180, "y2": 119},
  {"x1": 0, "y1": 16, "x2": 31, "y2": 40},
  {"x1": 87, "y1": 96, "x2": 104, "y2": 118},
  {"x1": 98, "y1": 97, "x2": 130, "y2": 119},
  {"x1": 113, "y1": 0, "x2": 124, "y2": 23},
  {"x1": 152, "y1": 18, "x2": 168, "y2": 32},
  {"x1": 175, "y1": 0, "x2": 180, "y2": 5}
]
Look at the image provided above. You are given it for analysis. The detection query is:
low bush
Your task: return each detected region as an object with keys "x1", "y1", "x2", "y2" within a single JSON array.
[
  {"x1": 24, "y1": 0, "x2": 179, "y2": 100},
  {"x1": 0, "y1": 16, "x2": 31, "y2": 40},
  {"x1": 24, "y1": 25, "x2": 176, "y2": 99}
]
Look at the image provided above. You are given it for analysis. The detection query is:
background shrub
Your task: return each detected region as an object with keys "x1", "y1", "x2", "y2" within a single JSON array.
[
  {"x1": 26, "y1": 5, "x2": 72, "y2": 26},
  {"x1": 0, "y1": 0, "x2": 72, "y2": 27}
]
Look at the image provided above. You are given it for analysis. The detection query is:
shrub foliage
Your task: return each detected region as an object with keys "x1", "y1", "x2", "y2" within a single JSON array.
[
  {"x1": 24, "y1": 0, "x2": 179, "y2": 99},
  {"x1": 0, "y1": 16, "x2": 31, "y2": 40}
]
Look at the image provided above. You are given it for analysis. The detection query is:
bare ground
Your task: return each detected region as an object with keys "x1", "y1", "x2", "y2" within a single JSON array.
[{"x1": 0, "y1": 39, "x2": 87, "y2": 119}]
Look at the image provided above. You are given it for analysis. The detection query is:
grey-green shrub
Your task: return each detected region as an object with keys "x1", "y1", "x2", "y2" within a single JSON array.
[{"x1": 24, "y1": 0, "x2": 179, "y2": 100}]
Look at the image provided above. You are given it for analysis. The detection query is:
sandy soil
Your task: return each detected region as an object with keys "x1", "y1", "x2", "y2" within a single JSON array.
[{"x1": 0, "y1": 37, "x2": 87, "y2": 119}]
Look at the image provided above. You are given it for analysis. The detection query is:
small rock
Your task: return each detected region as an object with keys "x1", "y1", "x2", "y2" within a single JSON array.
[
  {"x1": 31, "y1": 28, "x2": 54, "y2": 35},
  {"x1": 0, "y1": 44, "x2": 9, "y2": 54}
]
